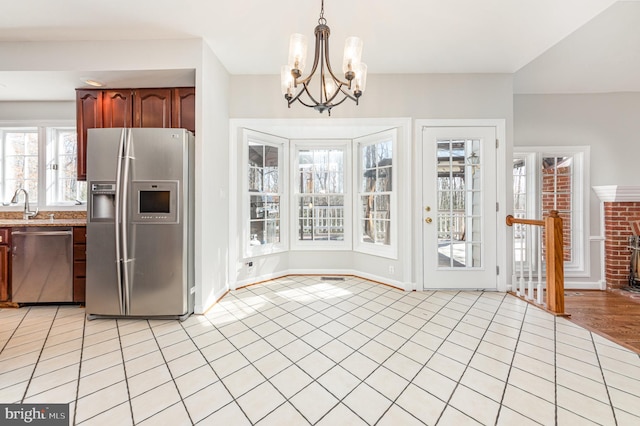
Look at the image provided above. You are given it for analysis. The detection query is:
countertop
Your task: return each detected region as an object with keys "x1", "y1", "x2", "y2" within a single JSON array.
[{"x1": 0, "y1": 218, "x2": 86, "y2": 227}]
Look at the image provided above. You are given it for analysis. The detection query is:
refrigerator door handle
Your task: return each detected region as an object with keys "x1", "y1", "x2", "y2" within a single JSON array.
[
  {"x1": 114, "y1": 128, "x2": 126, "y2": 315},
  {"x1": 121, "y1": 128, "x2": 133, "y2": 315}
]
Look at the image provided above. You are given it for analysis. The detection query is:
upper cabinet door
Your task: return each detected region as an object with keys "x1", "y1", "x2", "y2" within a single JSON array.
[
  {"x1": 172, "y1": 87, "x2": 196, "y2": 134},
  {"x1": 134, "y1": 88, "x2": 172, "y2": 128},
  {"x1": 103, "y1": 90, "x2": 133, "y2": 128},
  {"x1": 76, "y1": 90, "x2": 104, "y2": 181}
]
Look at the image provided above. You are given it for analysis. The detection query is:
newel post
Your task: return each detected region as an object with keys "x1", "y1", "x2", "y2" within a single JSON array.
[{"x1": 545, "y1": 210, "x2": 565, "y2": 314}]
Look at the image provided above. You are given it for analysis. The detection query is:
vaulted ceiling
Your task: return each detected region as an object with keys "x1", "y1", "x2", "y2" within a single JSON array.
[{"x1": 0, "y1": 0, "x2": 638, "y2": 100}]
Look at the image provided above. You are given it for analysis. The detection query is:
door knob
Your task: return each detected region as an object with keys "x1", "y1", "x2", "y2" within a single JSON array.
[
  {"x1": 425, "y1": 206, "x2": 431, "y2": 212},
  {"x1": 425, "y1": 217, "x2": 433, "y2": 224}
]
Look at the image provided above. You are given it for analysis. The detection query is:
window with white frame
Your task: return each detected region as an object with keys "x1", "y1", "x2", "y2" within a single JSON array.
[
  {"x1": 354, "y1": 130, "x2": 397, "y2": 258},
  {"x1": 47, "y1": 128, "x2": 85, "y2": 204},
  {"x1": 1, "y1": 128, "x2": 39, "y2": 202},
  {"x1": 513, "y1": 147, "x2": 588, "y2": 274},
  {"x1": 0, "y1": 125, "x2": 86, "y2": 207},
  {"x1": 245, "y1": 131, "x2": 287, "y2": 256},
  {"x1": 291, "y1": 141, "x2": 350, "y2": 249}
]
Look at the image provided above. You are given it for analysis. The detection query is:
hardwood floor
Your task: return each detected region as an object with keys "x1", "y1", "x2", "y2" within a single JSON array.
[{"x1": 564, "y1": 288, "x2": 640, "y2": 354}]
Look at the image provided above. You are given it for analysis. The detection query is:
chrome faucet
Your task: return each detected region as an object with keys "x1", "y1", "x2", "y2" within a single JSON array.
[{"x1": 10, "y1": 188, "x2": 38, "y2": 220}]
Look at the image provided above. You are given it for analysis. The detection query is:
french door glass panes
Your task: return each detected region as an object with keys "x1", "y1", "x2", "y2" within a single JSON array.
[
  {"x1": 296, "y1": 148, "x2": 345, "y2": 241},
  {"x1": 359, "y1": 140, "x2": 392, "y2": 245},
  {"x1": 248, "y1": 142, "x2": 280, "y2": 245},
  {"x1": 436, "y1": 138, "x2": 482, "y2": 268}
]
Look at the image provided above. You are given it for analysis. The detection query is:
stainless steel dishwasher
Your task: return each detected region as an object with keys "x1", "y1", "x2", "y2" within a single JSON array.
[{"x1": 11, "y1": 227, "x2": 73, "y2": 303}]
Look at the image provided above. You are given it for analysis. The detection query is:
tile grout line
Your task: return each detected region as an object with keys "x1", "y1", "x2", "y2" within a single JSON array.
[
  {"x1": 0, "y1": 308, "x2": 29, "y2": 356},
  {"x1": 185, "y1": 309, "x2": 266, "y2": 425},
  {"x1": 223, "y1": 278, "x2": 408, "y2": 424},
  {"x1": 71, "y1": 311, "x2": 88, "y2": 426},
  {"x1": 283, "y1": 279, "x2": 424, "y2": 424},
  {"x1": 310, "y1": 284, "x2": 439, "y2": 425},
  {"x1": 494, "y1": 300, "x2": 532, "y2": 425},
  {"x1": 589, "y1": 330, "x2": 619, "y2": 426},
  {"x1": 426, "y1": 292, "x2": 510, "y2": 426},
  {"x1": 19, "y1": 306, "x2": 59, "y2": 403},
  {"x1": 368, "y1": 290, "x2": 472, "y2": 425},
  {"x1": 144, "y1": 320, "x2": 195, "y2": 425},
  {"x1": 117, "y1": 319, "x2": 136, "y2": 426},
  {"x1": 554, "y1": 315, "x2": 558, "y2": 425}
]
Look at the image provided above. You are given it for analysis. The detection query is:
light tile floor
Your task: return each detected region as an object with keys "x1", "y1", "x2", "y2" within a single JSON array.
[{"x1": 1, "y1": 275, "x2": 640, "y2": 425}]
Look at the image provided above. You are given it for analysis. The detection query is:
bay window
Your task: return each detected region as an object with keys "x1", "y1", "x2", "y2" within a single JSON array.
[{"x1": 241, "y1": 129, "x2": 398, "y2": 258}]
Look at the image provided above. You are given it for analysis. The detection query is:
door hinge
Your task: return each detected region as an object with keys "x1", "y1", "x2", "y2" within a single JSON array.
[
  {"x1": 496, "y1": 202, "x2": 499, "y2": 212},
  {"x1": 496, "y1": 266, "x2": 500, "y2": 275},
  {"x1": 496, "y1": 139, "x2": 499, "y2": 148}
]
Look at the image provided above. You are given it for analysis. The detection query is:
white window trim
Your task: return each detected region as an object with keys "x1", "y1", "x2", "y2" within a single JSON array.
[
  {"x1": 0, "y1": 120, "x2": 86, "y2": 210},
  {"x1": 290, "y1": 139, "x2": 352, "y2": 251},
  {"x1": 46, "y1": 126, "x2": 83, "y2": 207},
  {"x1": 243, "y1": 129, "x2": 289, "y2": 258},
  {"x1": 514, "y1": 146, "x2": 590, "y2": 276},
  {"x1": 353, "y1": 129, "x2": 398, "y2": 259}
]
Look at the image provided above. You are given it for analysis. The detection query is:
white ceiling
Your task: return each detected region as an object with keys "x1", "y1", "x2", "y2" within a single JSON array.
[{"x1": 0, "y1": 0, "x2": 638, "y2": 100}]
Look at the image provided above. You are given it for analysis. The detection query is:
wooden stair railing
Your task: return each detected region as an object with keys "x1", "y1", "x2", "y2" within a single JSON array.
[{"x1": 506, "y1": 210, "x2": 567, "y2": 316}]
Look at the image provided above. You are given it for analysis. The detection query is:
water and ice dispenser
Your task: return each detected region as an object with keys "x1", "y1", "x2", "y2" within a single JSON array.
[{"x1": 90, "y1": 183, "x2": 116, "y2": 221}]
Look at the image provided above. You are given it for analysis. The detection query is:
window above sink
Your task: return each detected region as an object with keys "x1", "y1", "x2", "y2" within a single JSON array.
[{"x1": 0, "y1": 122, "x2": 87, "y2": 209}]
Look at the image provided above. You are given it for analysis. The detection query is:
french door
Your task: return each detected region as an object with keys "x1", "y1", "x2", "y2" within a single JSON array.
[{"x1": 422, "y1": 126, "x2": 497, "y2": 289}]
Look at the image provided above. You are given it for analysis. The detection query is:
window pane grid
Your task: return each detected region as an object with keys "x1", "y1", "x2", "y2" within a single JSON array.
[
  {"x1": 3, "y1": 130, "x2": 39, "y2": 202},
  {"x1": 436, "y1": 138, "x2": 482, "y2": 268},
  {"x1": 296, "y1": 148, "x2": 345, "y2": 242},
  {"x1": 249, "y1": 141, "x2": 281, "y2": 246},
  {"x1": 541, "y1": 156, "x2": 573, "y2": 262},
  {"x1": 359, "y1": 141, "x2": 392, "y2": 246}
]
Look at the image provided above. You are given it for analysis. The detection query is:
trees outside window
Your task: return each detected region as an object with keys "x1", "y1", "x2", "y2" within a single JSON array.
[{"x1": 0, "y1": 125, "x2": 85, "y2": 206}]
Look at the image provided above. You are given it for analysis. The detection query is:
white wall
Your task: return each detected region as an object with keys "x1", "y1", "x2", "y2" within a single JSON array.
[
  {"x1": 229, "y1": 74, "x2": 514, "y2": 290},
  {"x1": 514, "y1": 93, "x2": 640, "y2": 185},
  {"x1": 0, "y1": 102, "x2": 75, "y2": 120},
  {"x1": 514, "y1": 93, "x2": 640, "y2": 287},
  {"x1": 230, "y1": 74, "x2": 514, "y2": 121},
  {"x1": 194, "y1": 41, "x2": 230, "y2": 313}
]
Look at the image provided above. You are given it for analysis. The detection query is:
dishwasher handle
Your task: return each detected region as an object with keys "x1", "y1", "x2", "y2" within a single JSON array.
[{"x1": 11, "y1": 230, "x2": 73, "y2": 237}]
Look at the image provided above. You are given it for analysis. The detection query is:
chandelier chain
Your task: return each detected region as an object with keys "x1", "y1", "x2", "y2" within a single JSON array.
[{"x1": 318, "y1": 0, "x2": 326, "y2": 25}]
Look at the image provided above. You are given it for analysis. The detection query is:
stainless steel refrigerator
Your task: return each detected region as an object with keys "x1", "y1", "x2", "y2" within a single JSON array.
[{"x1": 86, "y1": 128, "x2": 194, "y2": 320}]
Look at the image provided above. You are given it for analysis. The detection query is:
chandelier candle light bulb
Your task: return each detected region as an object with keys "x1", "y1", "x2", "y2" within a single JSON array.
[
  {"x1": 288, "y1": 33, "x2": 308, "y2": 76},
  {"x1": 281, "y1": 0, "x2": 367, "y2": 115}
]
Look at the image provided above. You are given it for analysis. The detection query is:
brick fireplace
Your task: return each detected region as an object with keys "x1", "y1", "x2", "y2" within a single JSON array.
[{"x1": 594, "y1": 186, "x2": 640, "y2": 289}]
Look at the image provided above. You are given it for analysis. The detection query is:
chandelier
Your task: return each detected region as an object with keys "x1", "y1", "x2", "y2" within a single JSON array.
[{"x1": 280, "y1": 0, "x2": 367, "y2": 115}]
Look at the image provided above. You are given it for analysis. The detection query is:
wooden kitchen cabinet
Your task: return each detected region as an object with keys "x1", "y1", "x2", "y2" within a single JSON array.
[
  {"x1": 76, "y1": 87, "x2": 195, "y2": 180},
  {"x1": 172, "y1": 87, "x2": 196, "y2": 133},
  {"x1": 73, "y1": 226, "x2": 86, "y2": 303},
  {"x1": 0, "y1": 228, "x2": 10, "y2": 302},
  {"x1": 103, "y1": 90, "x2": 134, "y2": 128},
  {"x1": 76, "y1": 90, "x2": 103, "y2": 182},
  {"x1": 134, "y1": 88, "x2": 172, "y2": 128}
]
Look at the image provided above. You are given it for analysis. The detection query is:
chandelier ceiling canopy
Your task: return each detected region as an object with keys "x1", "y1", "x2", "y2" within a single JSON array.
[{"x1": 281, "y1": 0, "x2": 367, "y2": 116}]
